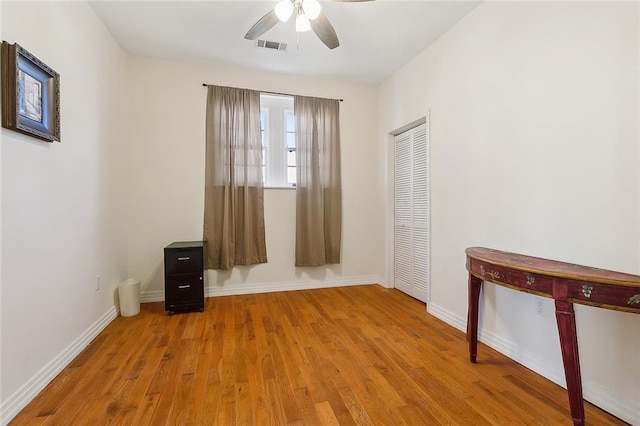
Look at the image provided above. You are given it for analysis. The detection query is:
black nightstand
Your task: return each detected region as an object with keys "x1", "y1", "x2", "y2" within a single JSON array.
[{"x1": 164, "y1": 241, "x2": 204, "y2": 315}]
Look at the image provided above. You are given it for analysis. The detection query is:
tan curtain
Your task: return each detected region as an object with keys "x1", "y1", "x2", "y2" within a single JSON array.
[
  {"x1": 203, "y1": 85, "x2": 267, "y2": 270},
  {"x1": 294, "y1": 96, "x2": 342, "y2": 266}
]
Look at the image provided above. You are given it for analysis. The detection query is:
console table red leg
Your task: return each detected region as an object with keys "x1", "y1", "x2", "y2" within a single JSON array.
[
  {"x1": 554, "y1": 299, "x2": 585, "y2": 426},
  {"x1": 467, "y1": 274, "x2": 482, "y2": 363}
]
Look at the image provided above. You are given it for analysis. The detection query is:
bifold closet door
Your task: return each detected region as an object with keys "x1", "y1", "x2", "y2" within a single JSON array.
[{"x1": 394, "y1": 123, "x2": 429, "y2": 303}]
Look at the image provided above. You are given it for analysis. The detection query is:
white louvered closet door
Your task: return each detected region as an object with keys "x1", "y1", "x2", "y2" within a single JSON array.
[{"x1": 394, "y1": 123, "x2": 430, "y2": 303}]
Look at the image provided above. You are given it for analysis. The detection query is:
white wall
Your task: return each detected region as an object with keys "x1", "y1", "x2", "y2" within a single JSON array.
[
  {"x1": 380, "y1": 2, "x2": 639, "y2": 423},
  {"x1": 125, "y1": 56, "x2": 385, "y2": 300},
  {"x1": 0, "y1": 1, "x2": 128, "y2": 422}
]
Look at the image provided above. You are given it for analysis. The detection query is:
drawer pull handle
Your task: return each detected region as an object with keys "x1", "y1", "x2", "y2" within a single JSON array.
[
  {"x1": 178, "y1": 257, "x2": 190, "y2": 261},
  {"x1": 178, "y1": 285, "x2": 191, "y2": 289}
]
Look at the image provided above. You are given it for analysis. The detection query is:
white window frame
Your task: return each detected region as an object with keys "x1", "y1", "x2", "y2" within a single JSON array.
[
  {"x1": 260, "y1": 107, "x2": 269, "y2": 184},
  {"x1": 285, "y1": 109, "x2": 296, "y2": 186},
  {"x1": 260, "y1": 93, "x2": 296, "y2": 188}
]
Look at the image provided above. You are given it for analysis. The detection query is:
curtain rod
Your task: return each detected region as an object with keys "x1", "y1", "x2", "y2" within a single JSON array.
[{"x1": 201, "y1": 83, "x2": 343, "y2": 102}]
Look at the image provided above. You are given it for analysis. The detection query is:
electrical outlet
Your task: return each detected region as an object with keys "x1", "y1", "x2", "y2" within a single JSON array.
[
  {"x1": 534, "y1": 298, "x2": 544, "y2": 316},
  {"x1": 96, "y1": 275, "x2": 101, "y2": 291}
]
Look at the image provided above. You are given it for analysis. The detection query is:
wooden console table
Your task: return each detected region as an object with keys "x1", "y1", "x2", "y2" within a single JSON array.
[{"x1": 466, "y1": 247, "x2": 640, "y2": 425}]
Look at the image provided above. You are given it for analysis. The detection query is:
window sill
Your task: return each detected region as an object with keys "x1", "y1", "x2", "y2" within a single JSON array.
[{"x1": 264, "y1": 186, "x2": 296, "y2": 190}]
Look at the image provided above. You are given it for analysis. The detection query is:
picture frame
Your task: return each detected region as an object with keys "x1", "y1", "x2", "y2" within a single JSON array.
[{"x1": 1, "y1": 41, "x2": 60, "y2": 142}]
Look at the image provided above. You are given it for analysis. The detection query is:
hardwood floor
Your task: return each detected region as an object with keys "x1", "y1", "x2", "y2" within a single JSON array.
[{"x1": 11, "y1": 285, "x2": 626, "y2": 425}]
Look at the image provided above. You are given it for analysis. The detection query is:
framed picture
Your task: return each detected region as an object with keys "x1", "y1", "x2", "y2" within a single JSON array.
[{"x1": 1, "y1": 42, "x2": 60, "y2": 142}]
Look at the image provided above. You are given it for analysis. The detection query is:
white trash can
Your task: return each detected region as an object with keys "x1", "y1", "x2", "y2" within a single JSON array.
[{"x1": 118, "y1": 278, "x2": 140, "y2": 317}]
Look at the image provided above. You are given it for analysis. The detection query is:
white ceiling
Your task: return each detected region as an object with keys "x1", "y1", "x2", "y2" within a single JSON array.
[{"x1": 89, "y1": 0, "x2": 479, "y2": 85}]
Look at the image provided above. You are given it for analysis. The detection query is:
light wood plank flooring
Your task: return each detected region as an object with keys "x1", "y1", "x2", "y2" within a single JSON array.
[{"x1": 10, "y1": 285, "x2": 626, "y2": 425}]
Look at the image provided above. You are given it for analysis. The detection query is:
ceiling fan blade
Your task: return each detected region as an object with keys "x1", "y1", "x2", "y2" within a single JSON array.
[
  {"x1": 244, "y1": 9, "x2": 280, "y2": 40},
  {"x1": 310, "y1": 12, "x2": 340, "y2": 50}
]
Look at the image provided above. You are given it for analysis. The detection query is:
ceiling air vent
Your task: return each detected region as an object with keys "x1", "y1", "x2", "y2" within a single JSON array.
[{"x1": 256, "y1": 39, "x2": 287, "y2": 52}]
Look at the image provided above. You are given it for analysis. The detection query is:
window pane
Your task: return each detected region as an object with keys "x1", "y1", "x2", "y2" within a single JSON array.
[
  {"x1": 287, "y1": 150, "x2": 296, "y2": 166},
  {"x1": 286, "y1": 112, "x2": 295, "y2": 132},
  {"x1": 260, "y1": 110, "x2": 266, "y2": 131},
  {"x1": 261, "y1": 108, "x2": 268, "y2": 147},
  {"x1": 286, "y1": 132, "x2": 295, "y2": 149},
  {"x1": 287, "y1": 166, "x2": 296, "y2": 184}
]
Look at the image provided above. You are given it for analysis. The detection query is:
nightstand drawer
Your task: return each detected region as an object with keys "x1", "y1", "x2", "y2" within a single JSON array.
[
  {"x1": 165, "y1": 274, "x2": 203, "y2": 304},
  {"x1": 164, "y1": 247, "x2": 203, "y2": 275}
]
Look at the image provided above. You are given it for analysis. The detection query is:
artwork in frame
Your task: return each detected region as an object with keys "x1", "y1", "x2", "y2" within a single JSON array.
[{"x1": 1, "y1": 41, "x2": 60, "y2": 142}]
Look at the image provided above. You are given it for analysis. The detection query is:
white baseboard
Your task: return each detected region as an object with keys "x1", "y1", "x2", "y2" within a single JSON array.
[
  {"x1": 581, "y1": 377, "x2": 640, "y2": 426},
  {"x1": 0, "y1": 306, "x2": 119, "y2": 426},
  {"x1": 140, "y1": 290, "x2": 165, "y2": 303},
  {"x1": 427, "y1": 302, "x2": 467, "y2": 332},
  {"x1": 426, "y1": 303, "x2": 639, "y2": 426},
  {"x1": 141, "y1": 275, "x2": 385, "y2": 303}
]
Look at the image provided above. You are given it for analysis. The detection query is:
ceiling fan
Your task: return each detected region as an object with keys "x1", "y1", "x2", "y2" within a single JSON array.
[{"x1": 245, "y1": 0, "x2": 374, "y2": 50}]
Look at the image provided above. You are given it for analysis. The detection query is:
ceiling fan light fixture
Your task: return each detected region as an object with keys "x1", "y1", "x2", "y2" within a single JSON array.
[
  {"x1": 302, "y1": 0, "x2": 321, "y2": 20},
  {"x1": 275, "y1": 0, "x2": 294, "y2": 22},
  {"x1": 295, "y1": 13, "x2": 311, "y2": 32}
]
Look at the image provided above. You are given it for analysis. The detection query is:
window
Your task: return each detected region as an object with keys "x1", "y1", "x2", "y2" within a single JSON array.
[{"x1": 259, "y1": 94, "x2": 296, "y2": 188}]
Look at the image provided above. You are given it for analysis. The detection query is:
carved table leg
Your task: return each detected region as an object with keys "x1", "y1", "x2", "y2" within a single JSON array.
[
  {"x1": 554, "y1": 299, "x2": 585, "y2": 426},
  {"x1": 467, "y1": 274, "x2": 482, "y2": 363}
]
